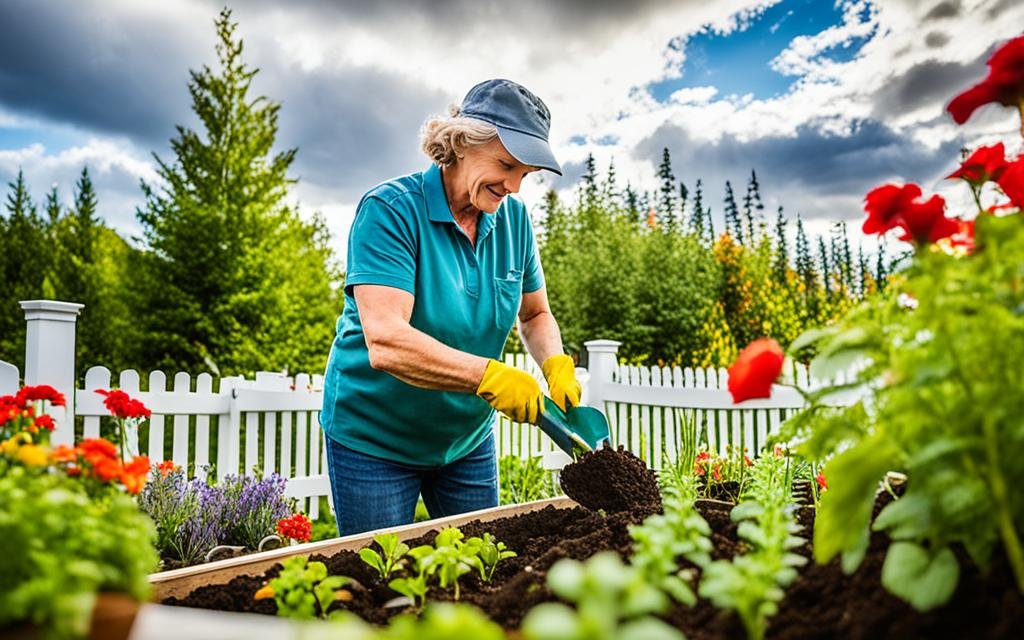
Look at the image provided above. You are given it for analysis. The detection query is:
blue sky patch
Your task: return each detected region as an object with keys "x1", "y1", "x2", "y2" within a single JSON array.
[{"x1": 647, "y1": 0, "x2": 874, "y2": 103}]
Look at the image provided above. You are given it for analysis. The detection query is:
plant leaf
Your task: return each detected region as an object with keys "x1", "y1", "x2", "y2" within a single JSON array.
[{"x1": 881, "y1": 542, "x2": 959, "y2": 611}]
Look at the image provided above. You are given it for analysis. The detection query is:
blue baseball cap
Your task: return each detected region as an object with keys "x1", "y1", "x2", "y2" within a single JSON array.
[{"x1": 459, "y1": 79, "x2": 562, "y2": 176}]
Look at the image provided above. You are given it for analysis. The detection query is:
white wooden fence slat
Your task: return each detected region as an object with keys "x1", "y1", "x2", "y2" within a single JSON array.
[
  {"x1": 263, "y1": 411, "x2": 277, "y2": 479},
  {"x1": 245, "y1": 412, "x2": 259, "y2": 476},
  {"x1": 147, "y1": 370, "x2": 166, "y2": 462},
  {"x1": 194, "y1": 373, "x2": 213, "y2": 480},
  {"x1": 82, "y1": 366, "x2": 111, "y2": 440},
  {"x1": 0, "y1": 359, "x2": 19, "y2": 395},
  {"x1": 171, "y1": 372, "x2": 191, "y2": 467}
]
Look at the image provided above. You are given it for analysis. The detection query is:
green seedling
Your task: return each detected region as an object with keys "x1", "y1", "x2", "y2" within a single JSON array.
[
  {"x1": 269, "y1": 556, "x2": 352, "y2": 620},
  {"x1": 466, "y1": 533, "x2": 517, "y2": 582},
  {"x1": 359, "y1": 532, "x2": 410, "y2": 581}
]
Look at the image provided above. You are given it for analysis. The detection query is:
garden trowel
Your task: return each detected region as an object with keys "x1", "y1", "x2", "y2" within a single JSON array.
[{"x1": 537, "y1": 396, "x2": 610, "y2": 458}]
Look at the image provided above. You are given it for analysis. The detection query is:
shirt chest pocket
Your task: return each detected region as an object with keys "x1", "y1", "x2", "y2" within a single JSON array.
[{"x1": 493, "y1": 274, "x2": 522, "y2": 331}]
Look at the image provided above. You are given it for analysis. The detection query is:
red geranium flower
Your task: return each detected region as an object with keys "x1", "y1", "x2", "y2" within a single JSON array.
[
  {"x1": 863, "y1": 183, "x2": 960, "y2": 246},
  {"x1": 34, "y1": 414, "x2": 55, "y2": 432},
  {"x1": 728, "y1": 338, "x2": 785, "y2": 403},
  {"x1": 276, "y1": 513, "x2": 312, "y2": 543},
  {"x1": 997, "y1": 156, "x2": 1024, "y2": 209},
  {"x1": 15, "y1": 385, "x2": 67, "y2": 408},
  {"x1": 92, "y1": 456, "x2": 122, "y2": 482},
  {"x1": 894, "y1": 193, "x2": 959, "y2": 245},
  {"x1": 816, "y1": 472, "x2": 828, "y2": 492},
  {"x1": 947, "y1": 143, "x2": 1008, "y2": 185},
  {"x1": 95, "y1": 389, "x2": 152, "y2": 420},
  {"x1": 863, "y1": 183, "x2": 922, "y2": 236},
  {"x1": 947, "y1": 36, "x2": 1024, "y2": 126}
]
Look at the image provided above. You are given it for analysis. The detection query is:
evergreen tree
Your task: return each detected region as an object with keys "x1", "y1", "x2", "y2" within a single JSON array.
[
  {"x1": 690, "y1": 179, "x2": 705, "y2": 239},
  {"x1": 623, "y1": 182, "x2": 640, "y2": 224},
  {"x1": 702, "y1": 204, "x2": 715, "y2": 246},
  {"x1": 678, "y1": 180, "x2": 689, "y2": 228},
  {"x1": 723, "y1": 180, "x2": 741, "y2": 242},
  {"x1": 134, "y1": 8, "x2": 341, "y2": 375},
  {"x1": 742, "y1": 170, "x2": 766, "y2": 243},
  {"x1": 657, "y1": 148, "x2": 677, "y2": 231},
  {"x1": 856, "y1": 242, "x2": 869, "y2": 299},
  {"x1": 817, "y1": 236, "x2": 832, "y2": 298},
  {"x1": 874, "y1": 239, "x2": 888, "y2": 291},
  {"x1": 0, "y1": 170, "x2": 49, "y2": 363},
  {"x1": 44, "y1": 185, "x2": 61, "y2": 227},
  {"x1": 772, "y1": 206, "x2": 789, "y2": 283},
  {"x1": 602, "y1": 158, "x2": 618, "y2": 207},
  {"x1": 580, "y1": 153, "x2": 599, "y2": 211}
]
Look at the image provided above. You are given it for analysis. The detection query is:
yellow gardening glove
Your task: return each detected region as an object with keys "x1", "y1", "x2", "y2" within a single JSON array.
[
  {"x1": 476, "y1": 359, "x2": 544, "y2": 424},
  {"x1": 542, "y1": 354, "x2": 581, "y2": 412}
]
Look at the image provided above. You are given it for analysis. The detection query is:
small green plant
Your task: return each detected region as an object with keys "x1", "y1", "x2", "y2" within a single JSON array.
[
  {"x1": 359, "y1": 533, "x2": 410, "y2": 581},
  {"x1": 698, "y1": 452, "x2": 806, "y2": 640},
  {"x1": 387, "y1": 544, "x2": 434, "y2": 611},
  {"x1": 465, "y1": 533, "x2": 517, "y2": 582},
  {"x1": 427, "y1": 528, "x2": 477, "y2": 600},
  {"x1": 520, "y1": 551, "x2": 684, "y2": 640},
  {"x1": 499, "y1": 454, "x2": 557, "y2": 505},
  {"x1": 269, "y1": 556, "x2": 352, "y2": 620},
  {"x1": 629, "y1": 472, "x2": 712, "y2": 606}
]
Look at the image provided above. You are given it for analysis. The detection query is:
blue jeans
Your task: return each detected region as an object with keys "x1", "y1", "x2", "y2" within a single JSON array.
[{"x1": 325, "y1": 433, "x2": 499, "y2": 537}]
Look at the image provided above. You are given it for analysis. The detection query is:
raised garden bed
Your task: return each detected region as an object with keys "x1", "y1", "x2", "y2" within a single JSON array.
[{"x1": 154, "y1": 450, "x2": 1024, "y2": 638}]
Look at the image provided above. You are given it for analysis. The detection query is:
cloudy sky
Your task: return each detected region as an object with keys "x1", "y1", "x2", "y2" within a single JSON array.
[{"x1": 1, "y1": 0, "x2": 1021, "y2": 258}]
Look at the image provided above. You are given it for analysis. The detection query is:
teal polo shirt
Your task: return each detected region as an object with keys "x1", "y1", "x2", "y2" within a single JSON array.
[{"x1": 321, "y1": 164, "x2": 545, "y2": 467}]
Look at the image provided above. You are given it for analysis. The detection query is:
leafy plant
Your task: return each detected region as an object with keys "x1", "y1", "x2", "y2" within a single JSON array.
[
  {"x1": 388, "y1": 545, "x2": 435, "y2": 611},
  {"x1": 426, "y1": 528, "x2": 477, "y2": 600},
  {"x1": 0, "y1": 464, "x2": 159, "y2": 639},
  {"x1": 764, "y1": 37, "x2": 1024, "y2": 610},
  {"x1": 266, "y1": 555, "x2": 351, "y2": 620},
  {"x1": 698, "y1": 452, "x2": 806, "y2": 640},
  {"x1": 520, "y1": 551, "x2": 684, "y2": 640},
  {"x1": 465, "y1": 533, "x2": 517, "y2": 582},
  {"x1": 359, "y1": 533, "x2": 410, "y2": 581},
  {"x1": 499, "y1": 454, "x2": 556, "y2": 505},
  {"x1": 629, "y1": 472, "x2": 712, "y2": 607}
]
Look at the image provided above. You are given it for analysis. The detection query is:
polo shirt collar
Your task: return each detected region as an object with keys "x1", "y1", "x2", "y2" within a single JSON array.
[{"x1": 423, "y1": 164, "x2": 498, "y2": 240}]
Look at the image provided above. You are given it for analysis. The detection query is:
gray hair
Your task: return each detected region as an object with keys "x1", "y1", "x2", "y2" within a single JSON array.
[{"x1": 420, "y1": 104, "x2": 498, "y2": 166}]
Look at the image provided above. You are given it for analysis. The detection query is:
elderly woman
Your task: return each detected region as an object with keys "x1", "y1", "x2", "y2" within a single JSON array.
[{"x1": 320, "y1": 79, "x2": 580, "y2": 536}]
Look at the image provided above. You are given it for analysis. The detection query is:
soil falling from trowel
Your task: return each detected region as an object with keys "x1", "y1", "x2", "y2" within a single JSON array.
[{"x1": 559, "y1": 445, "x2": 662, "y2": 515}]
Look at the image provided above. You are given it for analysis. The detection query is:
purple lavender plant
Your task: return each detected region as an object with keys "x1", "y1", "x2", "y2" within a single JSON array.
[
  {"x1": 175, "y1": 478, "x2": 229, "y2": 566},
  {"x1": 138, "y1": 466, "x2": 195, "y2": 560},
  {"x1": 220, "y1": 473, "x2": 292, "y2": 549}
]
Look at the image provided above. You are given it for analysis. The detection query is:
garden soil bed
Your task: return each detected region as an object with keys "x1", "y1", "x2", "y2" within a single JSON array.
[{"x1": 162, "y1": 449, "x2": 1024, "y2": 638}]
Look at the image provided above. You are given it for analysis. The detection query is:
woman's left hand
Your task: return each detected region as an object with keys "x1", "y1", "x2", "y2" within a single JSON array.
[{"x1": 541, "y1": 354, "x2": 581, "y2": 411}]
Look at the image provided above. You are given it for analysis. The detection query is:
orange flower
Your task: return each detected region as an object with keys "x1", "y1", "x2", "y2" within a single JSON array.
[
  {"x1": 92, "y1": 456, "x2": 123, "y2": 482},
  {"x1": 120, "y1": 456, "x2": 151, "y2": 494},
  {"x1": 51, "y1": 444, "x2": 78, "y2": 463},
  {"x1": 79, "y1": 438, "x2": 117, "y2": 463},
  {"x1": 157, "y1": 460, "x2": 178, "y2": 477}
]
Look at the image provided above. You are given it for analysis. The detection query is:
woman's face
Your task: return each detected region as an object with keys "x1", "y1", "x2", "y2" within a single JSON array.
[{"x1": 455, "y1": 138, "x2": 539, "y2": 213}]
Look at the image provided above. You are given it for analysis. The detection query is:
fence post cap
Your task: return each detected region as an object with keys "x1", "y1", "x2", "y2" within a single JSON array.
[
  {"x1": 584, "y1": 339, "x2": 622, "y2": 352},
  {"x1": 19, "y1": 300, "x2": 84, "y2": 319}
]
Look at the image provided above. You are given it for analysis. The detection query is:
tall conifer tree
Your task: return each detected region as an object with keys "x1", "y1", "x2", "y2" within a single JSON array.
[{"x1": 135, "y1": 8, "x2": 340, "y2": 375}]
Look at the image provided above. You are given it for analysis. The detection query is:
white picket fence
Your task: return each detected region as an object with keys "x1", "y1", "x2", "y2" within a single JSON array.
[{"x1": 2, "y1": 300, "x2": 831, "y2": 518}]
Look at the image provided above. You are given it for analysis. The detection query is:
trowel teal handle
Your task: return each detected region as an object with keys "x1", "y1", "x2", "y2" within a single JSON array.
[{"x1": 537, "y1": 397, "x2": 611, "y2": 457}]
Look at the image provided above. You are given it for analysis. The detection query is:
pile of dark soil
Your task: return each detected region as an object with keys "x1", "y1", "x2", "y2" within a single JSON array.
[
  {"x1": 558, "y1": 445, "x2": 662, "y2": 515},
  {"x1": 164, "y1": 477, "x2": 1024, "y2": 638}
]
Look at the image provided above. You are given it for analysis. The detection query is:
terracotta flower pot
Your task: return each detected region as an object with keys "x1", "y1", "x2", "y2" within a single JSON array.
[{"x1": 88, "y1": 593, "x2": 140, "y2": 640}]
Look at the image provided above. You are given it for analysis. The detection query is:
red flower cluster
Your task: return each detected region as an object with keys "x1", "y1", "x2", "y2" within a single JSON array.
[
  {"x1": 51, "y1": 438, "x2": 151, "y2": 495},
  {"x1": 727, "y1": 338, "x2": 785, "y2": 403},
  {"x1": 156, "y1": 460, "x2": 179, "y2": 477},
  {"x1": 276, "y1": 513, "x2": 312, "y2": 543},
  {"x1": 15, "y1": 384, "x2": 66, "y2": 408},
  {"x1": 947, "y1": 36, "x2": 1024, "y2": 129},
  {"x1": 95, "y1": 389, "x2": 152, "y2": 420},
  {"x1": 862, "y1": 183, "x2": 959, "y2": 246},
  {"x1": 693, "y1": 451, "x2": 711, "y2": 476},
  {"x1": 0, "y1": 385, "x2": 64, "y2": 435}
]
